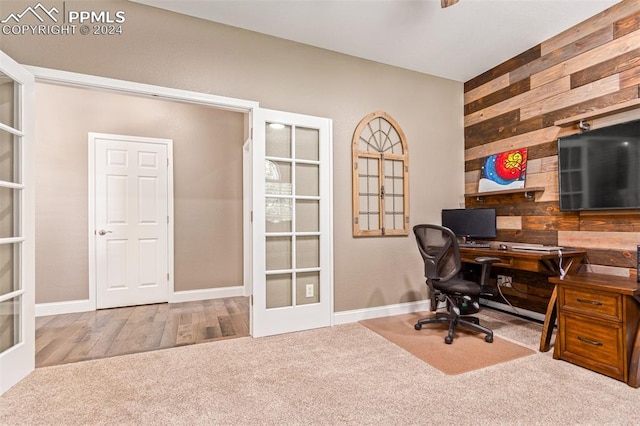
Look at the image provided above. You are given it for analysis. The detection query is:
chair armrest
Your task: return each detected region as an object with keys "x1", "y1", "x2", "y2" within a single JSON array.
[
  {"x1": 475, "y1": 256, "x2": 501, "y2": 265},
  {"x1": 475, "y1": 257, "x2": 502, "y2": 292}
]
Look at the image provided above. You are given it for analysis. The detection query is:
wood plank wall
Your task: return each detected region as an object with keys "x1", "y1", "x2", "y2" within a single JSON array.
[{"x1": 463, "y1": 0, "x2": 640, "y2": 313}]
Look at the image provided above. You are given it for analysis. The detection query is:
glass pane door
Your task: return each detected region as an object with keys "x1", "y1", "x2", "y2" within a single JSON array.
[
  {"x1": 0, "y1": 51, "x2": 34, "y2": 394},
  {"x1": 265, "y1": 124, "x2": 321, "y2": 309},
  {"x1": 252, "y1": 109, "x2": 332, "y2": 337}
]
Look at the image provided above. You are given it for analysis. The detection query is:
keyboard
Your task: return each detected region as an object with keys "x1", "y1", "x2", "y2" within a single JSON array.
[
  {"x1": 511, "y1": 244, "x2": 563, "y2": 252},
  {"x1": 459, "y1": 242, "x2": 491, "y2": 248}
]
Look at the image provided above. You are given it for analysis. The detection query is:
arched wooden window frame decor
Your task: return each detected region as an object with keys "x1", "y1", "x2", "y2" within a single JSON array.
[{"x1": 352, "y1": 111, "x2": 409, "y2": 237}]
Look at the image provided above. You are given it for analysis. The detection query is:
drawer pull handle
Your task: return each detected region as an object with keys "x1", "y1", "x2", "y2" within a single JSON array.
[
  {"x1": 576, "y1": 298, "x2": 603, "y2": 306},
  {"x1": 577, "y1": 336, "x2": 603, "y2": 346}
]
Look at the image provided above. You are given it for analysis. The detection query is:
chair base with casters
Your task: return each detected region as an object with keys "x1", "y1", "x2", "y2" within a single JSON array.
[{"x1": 414, "y1": 292, "x2": 494, "y2": 344}]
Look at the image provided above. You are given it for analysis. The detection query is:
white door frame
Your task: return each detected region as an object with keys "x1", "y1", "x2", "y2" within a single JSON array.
[
  {"x1": 88, "y1": 132, "x2": 174, "y2": 310},
  {"x1": 242, "y1": 137, "x2": 253, "y2": 298},
  {"x1": 28, "y1": 66, "x2": 259, "y2": 312}
]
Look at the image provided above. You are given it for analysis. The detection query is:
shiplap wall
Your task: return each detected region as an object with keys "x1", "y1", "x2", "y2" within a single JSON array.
[{"x1": 463, "y1": 0, "x2": 640, "y2": 313}]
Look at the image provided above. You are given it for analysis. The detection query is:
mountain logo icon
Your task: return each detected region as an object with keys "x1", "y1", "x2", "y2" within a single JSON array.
[{"x1": 1, "y1": 2, "x2": 59, "y2": 24}]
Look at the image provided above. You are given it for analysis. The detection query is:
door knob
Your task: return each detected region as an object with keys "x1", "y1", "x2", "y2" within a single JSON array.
[{"x1": 98, "y1": 230, "x2": 113, "y2": 236}]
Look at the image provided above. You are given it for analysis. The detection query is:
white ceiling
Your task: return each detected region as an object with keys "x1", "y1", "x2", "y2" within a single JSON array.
[{"x1": 131, "y1": 0, "x2": 621, "y2": 82}]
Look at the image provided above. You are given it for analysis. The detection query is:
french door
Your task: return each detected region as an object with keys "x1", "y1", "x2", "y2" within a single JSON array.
[
  {"x1": 0, "y1": 50, "x2": 34, "y2": 394},
  {"x1": 252, "y1": 109, "x2": 333, "y2": 337}
]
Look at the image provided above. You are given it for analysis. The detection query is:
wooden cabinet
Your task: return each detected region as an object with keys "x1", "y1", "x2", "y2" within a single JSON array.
[{"x1": 551, "y1": 273, "x2": 640, "y2": 387}]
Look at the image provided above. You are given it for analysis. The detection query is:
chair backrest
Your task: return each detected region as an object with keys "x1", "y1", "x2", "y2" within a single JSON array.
[{"x1": 413, "y1": 224, "x2": 461, "y2": 282}]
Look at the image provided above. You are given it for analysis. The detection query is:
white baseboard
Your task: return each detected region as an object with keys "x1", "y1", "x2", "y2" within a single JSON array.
[
  {"x1": 333, "y1": 300, "x2": 431, "y2": 325},
  {"x1": 35, "y1": 286, "x2": 246, "y2": 317},
  {"x1": 331, "y1": 299, "x2": 545, "y2": 328},
  {"x1": 35, "y1": 299, "x2": 94, "y2": 317},
  {"x1": 169, "y1": 286, "x2": 245, "y2": 303}
]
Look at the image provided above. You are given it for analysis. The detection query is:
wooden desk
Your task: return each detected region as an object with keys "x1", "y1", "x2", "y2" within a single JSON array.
[
  {"x1": 550, "y1": 273, "x2": 640, "y2": 387},
  {"x1": 459, "y1": 247, "x2": 586, "y2": 352},
  {"x1": 459, "y1": 247, "x2": 585, "y2": 276}
]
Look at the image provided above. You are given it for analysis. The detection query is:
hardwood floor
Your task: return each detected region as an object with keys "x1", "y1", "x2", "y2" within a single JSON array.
[{"x1": 35, "y1": 297, "x2": 249, "y2": 368}]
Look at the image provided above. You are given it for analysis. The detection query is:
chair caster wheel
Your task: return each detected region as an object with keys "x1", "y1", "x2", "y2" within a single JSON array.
[
  {"x1": 414, "y1": 323, "x2": 422, "y2": 330},
  {"x1": 444, "y1": 336, "x2": 453, "y2": 344},
  {"x1": 485, "y1": 334, "x2": 493, "y2": 343}
]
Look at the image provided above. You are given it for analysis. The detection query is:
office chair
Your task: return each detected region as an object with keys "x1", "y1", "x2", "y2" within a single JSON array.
[{"x1": 413, "y1": 224, "x2": 501, "y2": 344}]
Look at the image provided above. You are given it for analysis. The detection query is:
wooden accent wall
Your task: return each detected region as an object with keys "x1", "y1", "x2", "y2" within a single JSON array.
[{"x1": 464, "y1": 0, "x2": 640, "y2": 313}]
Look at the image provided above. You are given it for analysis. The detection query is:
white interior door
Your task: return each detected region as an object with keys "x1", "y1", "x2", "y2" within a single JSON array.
[
  {"x1": 91, "y1": 133, "x2": 172, "y2": 309},
  {"x1": 252, "y1": 109, "x2": 333, "y2": 337},
  {"x1": 0, "y1": 50, "x2": 35, "y2": 394}
]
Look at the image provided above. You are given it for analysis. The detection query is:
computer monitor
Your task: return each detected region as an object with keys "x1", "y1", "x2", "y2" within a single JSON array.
[{"x1": 441, "y1": 208, "x2": 497, "y2": 241}]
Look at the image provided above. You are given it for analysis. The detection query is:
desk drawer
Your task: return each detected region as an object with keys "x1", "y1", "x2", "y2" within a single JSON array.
[
  {"x1": 560, "y1": 286, "x2": 622, "y2": 321},
  {"x1": 559, "y1": 314, "x2": 625, "y2": 380}
]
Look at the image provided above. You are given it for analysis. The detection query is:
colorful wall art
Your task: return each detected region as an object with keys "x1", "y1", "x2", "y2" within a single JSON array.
[{"x1": 478, "y1": 148, "x2": 527, "y2": 192}]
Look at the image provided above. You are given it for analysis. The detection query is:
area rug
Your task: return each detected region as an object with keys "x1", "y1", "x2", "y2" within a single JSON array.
[{"x1": 359, "y1": 311, "x2": 535, "y2": 375}]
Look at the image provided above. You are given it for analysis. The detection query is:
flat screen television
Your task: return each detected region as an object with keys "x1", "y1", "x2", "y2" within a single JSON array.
[
  {"x1": 557, "y1": 119, "x2": 640, "y2": 211},
  {"x1": 441, "y1": 208, "x2": 497, "y2": 241}
]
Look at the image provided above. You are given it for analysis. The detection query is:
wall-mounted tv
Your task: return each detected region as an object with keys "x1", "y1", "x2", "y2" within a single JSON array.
[
  {"x1": 557, "y1": 119, "x2": 640, "y2": 211},
  {"x1": 441, "y1": 208, "x2": 497, "y2": 240}
]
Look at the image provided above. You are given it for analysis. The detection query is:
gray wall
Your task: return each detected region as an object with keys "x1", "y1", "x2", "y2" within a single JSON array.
[
  {"x1": 1, "y1": 0, "x2": 465, "y2": 312},
  {"x1": 34, "y1": 83, "x2": 245, "y2": 303}
]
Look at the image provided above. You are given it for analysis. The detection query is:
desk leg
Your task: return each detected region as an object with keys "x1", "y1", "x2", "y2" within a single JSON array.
[
  {"x1": 540, "y1": 285, "x2": 557, "y2": 353},
  {"x1": 629, "y1": 319, "x2": 640, "y2": 388}
]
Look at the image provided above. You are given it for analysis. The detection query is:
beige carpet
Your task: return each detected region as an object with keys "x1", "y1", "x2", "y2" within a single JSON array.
[
  {"x1": 3, "y1": 309, "x2": 640, "y2": 425},
  {"x1": 360, "y1": 311, "x2": 535, "y2": 374}
]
